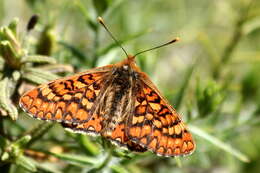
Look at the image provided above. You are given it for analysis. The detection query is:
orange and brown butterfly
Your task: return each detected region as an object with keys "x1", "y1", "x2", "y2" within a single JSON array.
[{"x1": 19, "y1": 17, "x2": 195, "y2": 157}]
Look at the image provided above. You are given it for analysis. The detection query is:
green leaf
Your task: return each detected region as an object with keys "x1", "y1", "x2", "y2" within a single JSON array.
[
  {"x1": 47, "y1": 152, "x2": 97, "y2": 165},
  {"x1": 2, "y1": 27, "x2": 20, "y2": 51},
  {"x1": 174, "y1": 157, "x2": 182, "y2": 168},
  {"x1": 1, "y1": 151, "x2": 10, "y2": 161},
  {"x1": 111, "y1": 150, "x2": 132, "y2": 159},
  {"x1": 0, "y1": 78, "x2": 18, "y2": 120},
  {"x1": 14, "y1": 135, "x2": 31, "y2": 148},
  {"x1": 8, "y1": 18, "x2": 19, "y2": 36},
  {"x1": 110, "y1": 164, "x2": 129, "y2": 173},
  {"x1": 196, "y1": 80, "x2": 224, "y2": 118},
  {"x1": 241, "y1": 64, "x2": 260, "y2": 102},
  {"x1": 22, "y1": 73, "x2": 49, "y2": 84},
  {"x1": 189, "y1": 125, "x2": 250, "y2": 162},
  {"x1": 35, "y1": 64, "x2": 74, "y2": 74},
  {"x1": 1, "y1": 136, "x2": 31, "y2": 164},
  {"x1": 21, "y1": 55, "x2": 56, "y2": 64},
  {"x1": 24, "y1": 68, "x2": 60, "y2": 81},
  {"x1": 25, "y1": 122, "x2": 54, "y2": 147},
  {"x1": 0, "y1": 41, "x2": 21, "y2": 69},
  {"x1": 88, "y1": 151, "x2": 112, "y2": 172},
  {"x1": 33, "y1": 161, "x2": 62, "y2": 173},
  {"x1": 77, "y1": 135, "x2": 100, "y2": 156},
  {"x1": 16, "y1": 155, "x2": 37, "y2": 172}
]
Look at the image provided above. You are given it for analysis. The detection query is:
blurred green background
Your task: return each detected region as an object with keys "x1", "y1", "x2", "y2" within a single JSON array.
[{"x1": 0, "y1": 0, "x2": 260, "y2": 172}]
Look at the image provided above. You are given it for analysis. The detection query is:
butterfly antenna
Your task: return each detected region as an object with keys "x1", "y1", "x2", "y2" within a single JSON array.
[
  {"x1": 133, "y1": 37, "x2": 180, "y2": 57},
  {"x1": 98, "y1": 17, "x2": 129, "y2": 57}
]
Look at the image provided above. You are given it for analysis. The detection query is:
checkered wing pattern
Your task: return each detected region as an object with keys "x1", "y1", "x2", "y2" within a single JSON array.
[
  {"x1": 126, "y1": 79, "x2": 195, "y2": 156},
  {"x1": 19, "y1": 66, "x2": 112, "y2": 124}
]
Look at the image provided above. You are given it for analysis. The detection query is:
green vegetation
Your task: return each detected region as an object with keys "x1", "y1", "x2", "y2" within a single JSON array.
[{"x1": 0, "y1": 0, "x2": 259, "y2": 172}]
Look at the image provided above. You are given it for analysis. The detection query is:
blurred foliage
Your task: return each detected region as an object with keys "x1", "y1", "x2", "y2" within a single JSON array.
[{"x1": 0, "y1": 0, "x2": 259, "y2": 172}]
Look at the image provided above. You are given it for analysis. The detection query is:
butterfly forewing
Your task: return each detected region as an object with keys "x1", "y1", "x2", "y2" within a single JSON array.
[
  {"x1": 126, "y1": 78, "x2": 195, "y2": 156},
  {"x1": 19, "y1": 65, "x2": 113, "y2": 124}
]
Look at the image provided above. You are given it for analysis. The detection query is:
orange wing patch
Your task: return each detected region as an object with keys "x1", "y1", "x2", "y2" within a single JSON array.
[
  {"x1": 19, "y1": 72, "x2": 106, "y2": 124},
  {"x1": 127, "y1": 83, "x2": 195, "y2": 157},
  {"x1": 63, "y1": 120, "x2": 147, "y2": 152},
  {"x1": 62, "y1": 113, "x2": 104, "y2": 135},
  {"x1": 103, "y1": 123, "x2": 145, "y2": 151}
]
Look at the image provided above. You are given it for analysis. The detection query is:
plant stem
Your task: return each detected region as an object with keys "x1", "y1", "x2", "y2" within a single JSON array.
[
  {"x1": 87, "y1": 149, "x2": 112, "y2": 173},
  {"x1": 213, "y1": 0, "x2": 254, "y2": 79},
  {"x1": 24, "y1": 122, "x2": 54, "y2": 147}
]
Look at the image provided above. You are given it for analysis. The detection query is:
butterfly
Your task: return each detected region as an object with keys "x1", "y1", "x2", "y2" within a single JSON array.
[{"x1": 19, "y1": 17, "x2": 195, "y2": 157}]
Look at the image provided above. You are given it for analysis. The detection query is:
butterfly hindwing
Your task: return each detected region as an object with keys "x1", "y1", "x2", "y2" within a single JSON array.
[
  {"x1": 19, "y1": 66, "x2": 113, "y2": 124},
  {"x1": 103, "y1": 121, "x2": 146, "y2": 152},
  {"x1": 126, "y1": 78, "x2": 195, "y2": 157},
  {"x1": 61, "y1": 113, "x2": 104, "y2": 135},
  {"x1": 62, "y1": 116, "x2": 147, "y2": 152}
]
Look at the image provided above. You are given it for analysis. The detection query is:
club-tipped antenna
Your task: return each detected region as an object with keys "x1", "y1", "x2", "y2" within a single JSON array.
[
  {"x1": 98, "y1": 17, "x2": 128, "y2": 57},
  {"x1": 133, "y1": 37, "x2": 180, "y2": 57}
]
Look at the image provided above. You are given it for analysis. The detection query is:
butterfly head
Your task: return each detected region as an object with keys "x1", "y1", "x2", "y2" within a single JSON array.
[
  {"x1": 126, "y1": 55, "x2": 139, "y2": 70},
  {"x1": 118, "y1": 54, "x2": 133, "y2": 65},
  {"x1": 127, "y1": 54, "x2": 135, "y2": 61},
  {"x1": 114, "y1": 54, "x2": 142, "y2": 74}
]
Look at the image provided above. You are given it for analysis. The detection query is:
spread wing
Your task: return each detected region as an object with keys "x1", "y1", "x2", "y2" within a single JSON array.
[
  {"x1": 126, "y1": 75, "x2": 195, "y2": 157},
  {"x1": 19, "y1": 65, "x2": 113, "y2": 124}
]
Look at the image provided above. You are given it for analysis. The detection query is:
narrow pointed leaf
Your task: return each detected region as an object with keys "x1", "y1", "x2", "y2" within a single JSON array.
[
  {"x1": 47, "y1": 152, "x2": 97, "y2": 165},
  {"x1": 21, "y1": 55, "x2": 56, "y2": 64},
  {"x1": 24, "y1": 68, "x2": 60, "y2": 81},
  {"x1": 16, "y1": 155, "x2": 37, "y2": 172},
  {"x1": 0, "y1": 78, "x2": 18, "y2": 120}
]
